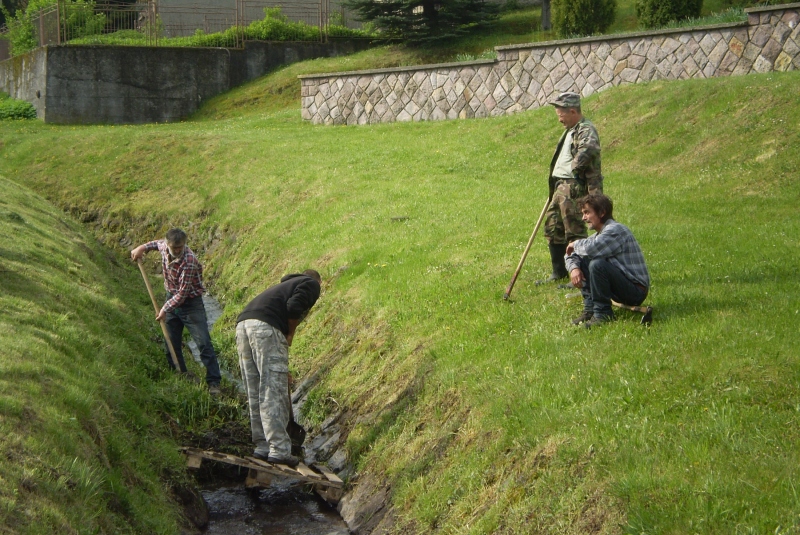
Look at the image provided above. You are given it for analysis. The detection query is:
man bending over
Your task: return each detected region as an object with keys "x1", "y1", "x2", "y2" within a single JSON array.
[{"x1": 235, "y1": 270, "x2": 322, "y2": 466}]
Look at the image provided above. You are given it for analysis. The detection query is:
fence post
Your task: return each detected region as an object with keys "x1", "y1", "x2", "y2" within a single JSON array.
[{"x1": 56, "y1": 0, "x2": 61, "y2": 44}]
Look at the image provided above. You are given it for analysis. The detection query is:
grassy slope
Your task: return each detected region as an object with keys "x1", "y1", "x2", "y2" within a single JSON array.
[
  {"x1": 0, "y1": 177, "x2": 244, "y2": 533},
  {"x1": 2, "y1": 67, "x2": 798, "y2": 534},
  {"x1": 1, "y1": 6, "x2": 799, "y2": 534}
]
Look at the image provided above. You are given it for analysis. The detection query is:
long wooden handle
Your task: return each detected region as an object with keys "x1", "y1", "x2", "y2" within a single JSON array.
[
  {"x1": 503, "y1": 197, "x2": 550, "y2": 300},
  {"x1": 137, "y1": 259, "x2": 182, "y2": 371}
]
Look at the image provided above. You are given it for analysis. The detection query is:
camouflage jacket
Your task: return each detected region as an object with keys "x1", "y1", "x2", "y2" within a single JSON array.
[{"x1": 548, "y1": 117, "x2": 603, "y2": 196}]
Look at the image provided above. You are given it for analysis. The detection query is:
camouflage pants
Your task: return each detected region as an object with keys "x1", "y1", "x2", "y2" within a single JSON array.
[
  {"x1": 544, "y1": 178, "x2": 588, "y2": 245},
  {"x1": 236, "y1": 319, "x2": 292, "y2": 458}
]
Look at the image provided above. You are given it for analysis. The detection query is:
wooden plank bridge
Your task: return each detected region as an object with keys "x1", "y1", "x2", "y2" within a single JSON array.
[{"x1": 180, "y1": 447, "x2": 344, "y2": 503}]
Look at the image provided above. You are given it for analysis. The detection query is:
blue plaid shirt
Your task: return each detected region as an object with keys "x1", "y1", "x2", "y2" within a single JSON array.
[{"x1": 565, "y1": 219, "x2": 650, "y2": 288}]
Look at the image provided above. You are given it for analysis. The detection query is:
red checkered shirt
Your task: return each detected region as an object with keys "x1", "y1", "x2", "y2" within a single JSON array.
[{"x1": 144, "y1": 240, "x2": 206, "y2": 313}]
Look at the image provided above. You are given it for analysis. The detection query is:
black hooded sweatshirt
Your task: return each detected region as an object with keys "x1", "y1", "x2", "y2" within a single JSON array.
[{"x1": 236, "y1": 274, "x2": 321, "y2": 335}]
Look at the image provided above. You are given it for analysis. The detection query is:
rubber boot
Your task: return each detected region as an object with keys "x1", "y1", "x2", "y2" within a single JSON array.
[{"x1": 535, "y1": 243, "x2": 569, "y2": 285}]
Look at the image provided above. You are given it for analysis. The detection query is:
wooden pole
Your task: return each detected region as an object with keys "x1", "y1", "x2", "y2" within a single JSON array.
[
  {"x1": 503, "y1": 197, "x2": 550, "y2": 300},
  {"x1": 137, "y1": 259, "x2": 182, "y2": 371}
]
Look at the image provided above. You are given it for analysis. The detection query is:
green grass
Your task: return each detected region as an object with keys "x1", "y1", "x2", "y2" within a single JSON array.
[
  {"x1": 2, "y1": 65, "x2": 798, "y2": 534},
  {"x1": 2, "y1": 4, "x2": 800, "y2": 531},
  {"x1": 0, "y1": 177, "x2": 247, "y2": 533}
]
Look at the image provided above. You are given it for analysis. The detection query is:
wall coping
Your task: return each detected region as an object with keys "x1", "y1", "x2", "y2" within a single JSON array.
[
  {"x1": 494, "y1": 21, "x2": 747, "y2": 51},
  {"x1": 745, "y1": 2, "x2": 800, "y2": 14},
  {"x1": 297, "y1": 58, "x2": 496, "y2": 80}
]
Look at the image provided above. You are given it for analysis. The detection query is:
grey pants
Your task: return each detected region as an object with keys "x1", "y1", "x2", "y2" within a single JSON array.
[{"x1": 236, "y1": 319, "x2": 292, "y2": 458}]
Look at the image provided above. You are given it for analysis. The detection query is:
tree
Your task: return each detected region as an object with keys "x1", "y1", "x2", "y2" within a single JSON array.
[
  {"x1": 635, "y1": 0, "x2": 702, "y2": 29},
  {"x1": 344, "y1": 0, "x2": 500, "y2": 45},
  {"x1": 551, "y1": 0, "x2": 616, "y2": 37}
]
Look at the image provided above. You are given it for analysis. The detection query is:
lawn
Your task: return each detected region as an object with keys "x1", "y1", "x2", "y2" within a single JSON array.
[{"x1": 1, "y1": 63, "x2": 798, "y2": 533}]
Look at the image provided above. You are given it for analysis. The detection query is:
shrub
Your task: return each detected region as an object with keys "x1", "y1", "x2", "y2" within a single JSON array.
[
  {"x1": 635, "y1": 0, "x2": 702, "y2": 29},
  {"x1": 551, "y1": 0, "x2": 617, "y2": 38},
  {"x1": 0, "y1": 93, "x2": 37, "y2": 119}
]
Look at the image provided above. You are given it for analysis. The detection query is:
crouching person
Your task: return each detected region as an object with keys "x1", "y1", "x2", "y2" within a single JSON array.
[
  {"x1": 565, "y1": 194, "x2": 650, "y2": 329},
  {"x1": 235, "y1": 270, "x2": 322, "y2": 466}
]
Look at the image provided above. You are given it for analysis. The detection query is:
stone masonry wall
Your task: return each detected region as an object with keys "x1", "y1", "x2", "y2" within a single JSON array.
[{"x1": 299, "y1": 3, "x2": 800, "y2": 125}]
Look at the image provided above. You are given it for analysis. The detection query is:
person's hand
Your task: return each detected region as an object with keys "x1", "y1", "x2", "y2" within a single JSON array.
[
  {"x1": 566, "y1": 242, "x2": 575, "y2": 256},
  {"x1": 286, "y1": 333, "x2": 294, "y2": 347},
  {"x1": 131, "y1": 245, "x2": 146, "y2": 262},
  {"x1": 155, "y1": 309, "x2": 166, "y2": 322},
  {"x1": 570, "y1": 268, "x2": 584, "y2": 289}
]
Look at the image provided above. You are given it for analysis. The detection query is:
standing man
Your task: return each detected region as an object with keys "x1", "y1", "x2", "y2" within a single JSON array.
[
  {"x1": 539, "y1": 91, "x2": 604, "y2": 284},
  {"x1": 131, "y1": 228, "x2": 222, "y2": 395},
  {"x1": 565, "y1": 194, "x2": 649, "y2": 329},
  {"x1": 236, "y1": 270, "x2": 322, "y2": 466}
]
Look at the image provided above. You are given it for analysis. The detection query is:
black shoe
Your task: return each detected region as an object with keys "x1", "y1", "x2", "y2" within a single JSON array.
[
  {"x1": 584, "y1": 314, "x2": 614, "y2": 329},
  {"x1": 267, "y1": 454, "x2": 300, "y2": 467},
  {"x1": 252, "y1": 451, "x2": 270, "y2": 462},
  {"x1": 571, "y1": 311, "x2": 593, "y2": 325},
  {"x1": 208, "y1": 384, "x2": 221, "y2": 396}
]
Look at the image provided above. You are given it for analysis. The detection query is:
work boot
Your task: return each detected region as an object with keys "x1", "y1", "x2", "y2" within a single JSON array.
[
  {"x1": 571, "y1": 311, "x2": 593, "y2": 325},
  {"x1": 535, "y1": 243, "x2": 569, "y2": 285},
  {"x1": 584, "y1": 314, "x2": 614, "y2": 329},
  {"x1": 266, "y1": 454, "x2": 301, "y2": 467}
]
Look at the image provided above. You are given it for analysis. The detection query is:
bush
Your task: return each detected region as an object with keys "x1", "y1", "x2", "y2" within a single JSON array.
[
  {"x1": 635, "y1": 0, "x2": 702, "y2": 29},
  {"x1": 551, "y1": 0, "x2": 617, "y2": 38},
  {"x1": 0, "y1": 93, "x2": 37, "y2": 119}
]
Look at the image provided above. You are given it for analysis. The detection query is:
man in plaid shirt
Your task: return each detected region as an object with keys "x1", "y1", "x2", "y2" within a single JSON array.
[
  {"x1": 565, "y1": 194, "x2": 650, "y2": 329},
  {"x1": 131, "y1": 228, "x2": 222, "y2": 393}
]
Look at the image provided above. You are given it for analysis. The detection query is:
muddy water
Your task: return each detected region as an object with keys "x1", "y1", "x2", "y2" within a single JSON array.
[
  {"x1": 202, "y1": 481, "x2": 349, "y2": 535},
  {"x1": 190, "y1": 295, "x2": 351, "y2": 534}
]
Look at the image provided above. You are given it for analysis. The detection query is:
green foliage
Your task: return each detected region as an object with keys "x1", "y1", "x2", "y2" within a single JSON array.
[
  {"x1": 635, "y1": 0, "x2": 702, "y2": 28},
  {"x1": 552, "y1": 0, "x2": 617, "y2": 37},
  {"x1": 344, "y1": 0, "x2": 501, "y2": 45},
  {"x1": 3, "y1": 0, "x2": 106, "y2": 57},
  {"x1": 0, "y1": 92, "x2": 37, "y2": 119},
  {"x1": 67, "y1": 6, "x2": 375, "y2": 47}
]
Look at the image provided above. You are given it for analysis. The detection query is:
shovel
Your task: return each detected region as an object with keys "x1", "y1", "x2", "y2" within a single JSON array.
[{"x1": 136, "y1": 259, "x2": 182, "y2": 371}]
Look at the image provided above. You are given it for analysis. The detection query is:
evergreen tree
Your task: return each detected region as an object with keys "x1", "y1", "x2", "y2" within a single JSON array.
[
  {"x1": 635, "y1": 0, "x2": 702, "y2": 29},
  {"x1": 345, "y1": 0, "x2": 500, "y2": 44}
]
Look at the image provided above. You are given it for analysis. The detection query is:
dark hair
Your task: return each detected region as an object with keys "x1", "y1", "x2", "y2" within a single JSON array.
[
  {"x1": 578, "y1": 194, "x2": 613, "y2": 222},
  {"x1": 303, "y1": 269, "x2": 322, "y2": 283},
  {"x1": 165, "y1": 228, "x2": 187, "y2": 246}
]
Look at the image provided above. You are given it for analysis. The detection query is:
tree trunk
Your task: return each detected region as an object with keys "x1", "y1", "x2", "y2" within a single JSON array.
[{"x1": 541, "y1": 0, "x2": 551, "y2": 30}]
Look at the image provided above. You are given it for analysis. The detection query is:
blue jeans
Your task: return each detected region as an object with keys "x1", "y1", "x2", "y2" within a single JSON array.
[
  {"x1": 164, "y1": 294, "x2": 221, "y2": 386},
  {"x1": 578, "y1": 258, "x2": 647, "y2": 318}
]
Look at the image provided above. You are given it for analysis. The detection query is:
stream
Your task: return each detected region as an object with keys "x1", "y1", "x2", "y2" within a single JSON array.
[{"x1": 187, "y1": 295, "x2": 350, "y2": 534}]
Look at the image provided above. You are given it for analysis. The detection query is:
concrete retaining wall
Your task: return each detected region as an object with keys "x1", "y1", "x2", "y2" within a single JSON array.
[
  {"x1": 0, "y1": 39, "x2": 371, "y2": 123},
  {"x1": 299, "y1": 3, "x2": 800, "y2": 125}
]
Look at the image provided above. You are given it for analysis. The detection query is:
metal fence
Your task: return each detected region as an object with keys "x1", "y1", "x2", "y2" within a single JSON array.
[{"x1": 0, "y1": 0, "x2": 361, "y2": 58}]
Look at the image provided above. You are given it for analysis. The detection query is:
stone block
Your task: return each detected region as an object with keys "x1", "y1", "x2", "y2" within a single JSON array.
[
  {"x1": 684, "y1": 37, "x2": 700, "y2": 56},
  {"x1": 628, "y1": 54, "x2": 646, "y2": 70},
  {"x1": 699, "y1": 34, "x2": 717, "y2": 55},
  {"x1": 619, "y1": 67, "x2": 639, "y2": 83},
  {"x1": 614, "y1": 59, "x2": 628, "y2": 76},
  {"x1": 693, "y1": 49, "x2": 709, "y2": 70},
  {"x1": 397, "y1": 109, "x2": 412, "y2": 122},
  {"x1": 631, "y1": 39, "x2": 648, "y2": 56},
  {"x1": 702, "y1": 61, "x2": 716, "y2": 78},
  {"x1": 751, "y1": 25, "x2": 772, "y2": 47},
  {"x1": 675, "y1": 46, "x2": 691, "y2": 63},
  {"x1": 708, "y1": 40, "x2": 729, "y2": 67},
  {"x1": 784, "y1": 36, "x2": 800, "y2": 57},
  {"x1": 610, "y1": 42, "x2": 631, "y2": 61},
  {"x1": 743, "y1": 42, "x2": 761, "y2": 62},
  {"x1": 761, "y1": 38, "x2": 783, "y2": 62},
  {"x1": 540, "y1": 53, "x2": 558, "y2": 71},
  {"x1": 719, "y1": 50, "x2": 740, "y2": 74},
  {"x1": 474, "y1": 83, "x2": 490, "y2": 102},
  {"x1": 729, "y1": 37, "x2": 745, "y2": 58},
  {"x1": 553, "y1": 74, "x2": 576, "y2": 93},
  {"x1": 523, "y1": 55, "x2": 537, "y2": 72},
  {"x1": 563, "y1": 50, "x2": 576, "y2": 69},
  {"x1": 519, "y1": 70, "x2": 532, "y2": 91},
  {"x1": 587, "y1": 71, "x2": 604, "y2": 88},
  {"x1": 600, "y1": 64, "x2": 614, "y2": 83},
  {"x1": 732, "y1": 57, "x2": 753, "y2": 75},
  {"x1": 431, "y1": 107, "x2": 446, "y2": 121},
  {"x1": 753, "y1": 54, "x2": 772, "y2": 73},
  {"x1": 596, "y1": 42, "x2": 611, "y2": 58},
  {"x1": 774, "y1": 51, "x2": 794, "y2": 71}
]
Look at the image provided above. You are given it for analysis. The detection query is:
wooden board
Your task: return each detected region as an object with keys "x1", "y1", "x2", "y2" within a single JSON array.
[{"x1": 179, "y1": 447, "x2": 341, "y2": 489}]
